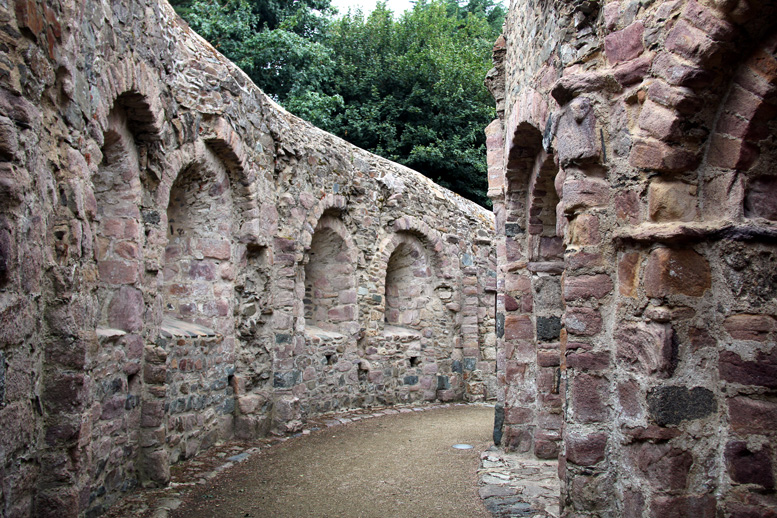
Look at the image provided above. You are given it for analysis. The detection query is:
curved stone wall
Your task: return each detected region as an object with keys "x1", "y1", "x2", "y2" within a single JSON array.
[{"x1": 0, "y1": 1, "x2": 496, "y2": 516}]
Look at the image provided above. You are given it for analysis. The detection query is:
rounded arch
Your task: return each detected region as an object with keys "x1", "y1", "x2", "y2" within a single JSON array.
[
  {"x1": 300, "y1": 194, "x2": 348, "y2": 251},
  {"x1": 199, "y1": 117, "x2": 264, "y2": 244},
  {"x1": 94, "y1": 59, "x2": 166, "y2": 144},
  {"x1": 369, "y1": 216, "x2": 450, "y2": 289},
  {"x1": 702, "y1": 31, "x2": 777, "y2": 223}
]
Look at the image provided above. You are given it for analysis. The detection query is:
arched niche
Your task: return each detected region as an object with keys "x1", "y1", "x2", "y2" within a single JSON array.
[
  {"x1": 304, "y1": 215, "x2": 357, "y2": 334},
  {"x1": 93, "y1": 103, "x2": 145, "y2": 332},
  {"x1": 163, "y1": 149, "x2": 234, "y2": 330},
  {"x1": 527, "y1": 153, "x2": 563, "y2": 262},
  {"x1": 382, "y1": 232, "x2": 446, "y2": 335}
]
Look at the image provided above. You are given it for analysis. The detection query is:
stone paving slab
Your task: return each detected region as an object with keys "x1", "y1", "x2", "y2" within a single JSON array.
[{"x1": 477, "y1": 447, "x2": 560, "y2": 518}]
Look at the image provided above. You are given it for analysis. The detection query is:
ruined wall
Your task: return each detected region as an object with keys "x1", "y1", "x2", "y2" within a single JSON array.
[
  {"x1": 489, "y1": 0, "x2": 777, "y2": 516},
  {"x1": 0, "y1": 0, "x2": 496, "y2": 516}
]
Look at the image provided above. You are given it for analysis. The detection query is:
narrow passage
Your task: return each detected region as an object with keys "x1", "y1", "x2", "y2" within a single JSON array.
[{"x1": 170, "y1": 405, "x2": 493, "y2": 518}]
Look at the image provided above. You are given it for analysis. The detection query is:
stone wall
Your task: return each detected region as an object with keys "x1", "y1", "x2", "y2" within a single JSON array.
[
  {"x1": 0, "y1": 0, "x2": 496, "y2": 516},
  {"x1": 489, "y1": 0, "x2": 777, "y2": 516}
]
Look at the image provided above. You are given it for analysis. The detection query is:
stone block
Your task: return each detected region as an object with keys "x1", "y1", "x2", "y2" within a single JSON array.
[
  {"x1": 745, "y1": 175, "x2": 777, "y2": 221},
  {"x1": 564, "y1": 274, "x2": 613, "y2": 301},
  {"x1": 647, "y1": 80, "x2": 701, "y2": 114},
  {"x1": 648, "y1": 180, "x2": 697, "y2": 222},
  {"x1": 533, "y1": 276, "x2": 561, "y2": 311},
  {"x1": 618, "y1": 380, "x2": 642, "y2": 418},
  {"x1": 562, "y1": 178, "x2": 609, "y2": 214},
  {"x1": 725, "y1": 441, "x2": 775, "y2": 489},
  {"x1": 556, "y1": 98, "x2": 600, "y2": 166},
  {"x1": 665, "y1": 19, "x2": 715, "y2": 63},
  {"x1": 564, "y1": 308, "x2": 602, "y2": 337},
  {"x1": 140, "y1": 449, "x2": 170, "y2": 485},
  {"x1": 644, "y1": 248, "x2": 711, "y2": 298},
  {"x1": 566, "y1": 432, "x2": 607, "y2": 466},
  {"x1": 650, "y1": 495, "x2": 717, "y2": 518},
  {"x1": 43, "y1": 373, "x2": 86, "y2": 413},
  {"x1": 631, "y1": 442, "x2": 693, "y2": 492},
  {"x1": 728, "y1": 397, "x2": 777, "y2": 435},
  {"x1": 0, "y1": 116, "x2": 18, "y2": 160},
  {"x1": 98, "y1": 260, "x2": 138, "y2": 285},
  {"x1": 534, "y1": 438, "x2": 559, "y2": 459},
  {"x1": 629, "y1": 138, "x2": 699, "y2": 173},
  {"x1": 639, "y1": 100, "x2": 682, "y2": 142},
  {"x1": 647, "y1": 386, "x2": 716, "y2": 426},
  {"x1": 706, "y1": 134, "x2": 757, "y2": 171},
  {"x1": 537, "y1": 350, "x2": 560, "y2": 367},
  {"x1": 681, "y1": 1, "x2": 735, "y2": 41},
  {"x1": 505, "y1": 406, "x2": 534, "y2": 425},
  {"x1": 614, "y1": 55, "x2": 652, "y2": 86},
  {"x1": 615, "y1": 322, "x2": 674, "y2": 378},
  {"x1": 605, "y1": 21, "x2": 644, "y2": 64},
  {"x1": 719, "y1": 350, "x2": 777, "y2": 389},
  {"x1": 536, "y1": 316, "x2": 562, "y2": 341},
  {"x1": 652, "y1": 51, "x2": 712, "y2": 88},
  {"x1": 569, "y1": 214, "x2": 601, "y2": 246},
  {"x1": 615, "y1": 190, "x2": 641, "y2": 224},
  {"x1": 619, "y1": 252, "x2": 641, "y2": 297},
  {"x1": 502, "y1": 426, "x2": 533, "y2": 453},
  {"x1": 567, "y1": 251, "x2": 604, "y2": 270},
  {"x1": 567, "y1": 351, "x2": 610, "y2": 372},
  {"x1": 504, "y1": 314, "x2": 533, "y2": 341},
  {"x1": 623, "y1": 490, "x2": 646, "y2": 518},
  {"x1": 572, "y1": 374, "x2": 609, "y2": 423},
  {"x1": 107, "y1": 286, "x2": 144, "y2": 332}
]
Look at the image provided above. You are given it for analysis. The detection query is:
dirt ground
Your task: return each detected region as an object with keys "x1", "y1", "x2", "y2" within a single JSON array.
[{"x1": 168, "y1": 405, "x2": 494, "y2": 518}]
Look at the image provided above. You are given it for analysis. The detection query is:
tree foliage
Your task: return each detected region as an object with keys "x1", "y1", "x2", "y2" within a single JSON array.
[{"x1": 173, "y1": 0, "x2": 504, "y2": 207}]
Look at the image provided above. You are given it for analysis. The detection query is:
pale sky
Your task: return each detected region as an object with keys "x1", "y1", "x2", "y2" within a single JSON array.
[{"x1": 329, "y1": 0, "x2": 416, "y2": 17}]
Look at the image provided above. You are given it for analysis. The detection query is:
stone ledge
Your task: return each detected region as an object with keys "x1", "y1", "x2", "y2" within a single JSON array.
[
  {"x1": 304, "y1": 325, "x2": 345, "y2": 341},
  {"x1": 160, "y1": 317, "x2": 220, "y2": 339},
  {"x1": 614, "y1": 220, "x2": 777, "y2": 244}
]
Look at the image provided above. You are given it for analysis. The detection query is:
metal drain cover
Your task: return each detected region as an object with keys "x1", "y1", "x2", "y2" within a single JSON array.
[{"x1": 452, "y1": 444, "x2": 473, "y2": 449}]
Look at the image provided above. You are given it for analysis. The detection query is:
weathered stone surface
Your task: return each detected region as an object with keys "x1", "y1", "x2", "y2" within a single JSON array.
[
  {"x1": 572, "y1": 374, "x2": 609, "y2": 423},
  {"x1": 556, "y1": 98, "x2": 601, "y2": 166},
  {"x1": 491, "y1": 0, "x2": 777, "y2": 516},
  {"x1": 644, "y1": 248, "x2": 711, "y2": 298},
  {"x1": 566, "y1": 432, "x2": 607, "y2": 466},
  {"x1": 616, "y1": 322, "x2": 674, "y2": 378},
  {"x1": 536, "y1": 316, "x2": 562, "y2": 341},
  {"x1": 725, "y1": 441, "x2": 775, "y2": 490},
  {"x1": 629, "y1": 138, "x2": 699, "y2": 172},
  {"x1": 564, "y1": 308, "x2": 602, "y2": 337},
  {"x1": 719, "y1": 350, "x2": 777, "y2": 388},
  {"x1": 743, "y1": 175, "x2": 777, "y2": 221},
  {"x1": 647, "y1": 386, "x2": 716, "y2": 426},
  {"x1": 728, "y1": 397, "x2": 777, "y2": 435},
  {"x1": 564, "y1": 274, "x2": 613, "y2": 301},
  {"x1": 605, "y1": 22, "x2": 645, "y2": 64},
  {"x1": 650, "y1": 495, "x2": 717, "y2": 518},
  {"x1": 648, "y1": 180, "x2": 698, "y2": 222}
]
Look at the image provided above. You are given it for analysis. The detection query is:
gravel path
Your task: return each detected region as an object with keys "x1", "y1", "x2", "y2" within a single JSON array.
[{"x1": 169, "y1": 405, "x2": 494, "y2": 518}]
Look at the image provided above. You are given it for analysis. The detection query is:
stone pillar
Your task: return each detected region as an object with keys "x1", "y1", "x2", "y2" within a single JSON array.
[{"x1": 552, "y1": 97, "x2": 618, "y2": 515}]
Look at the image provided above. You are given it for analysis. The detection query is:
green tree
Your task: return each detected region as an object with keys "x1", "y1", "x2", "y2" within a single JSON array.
[
  {"x1": 179, "y1": 0, "x2": 336, "y2": 101},
  {"x1": 174, "y1": 0, "x2": 504, "y2": 207},
  {"x1": 306, "y1": 1, "x2": 501, "y2": 206}
]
